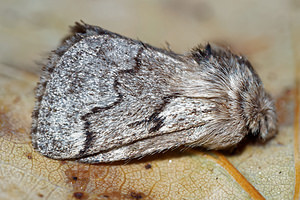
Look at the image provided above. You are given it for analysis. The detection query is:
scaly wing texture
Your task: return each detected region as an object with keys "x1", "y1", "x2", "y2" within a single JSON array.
[{"x1": 32, "y1": 23, "x2": 215, "y2": 161}]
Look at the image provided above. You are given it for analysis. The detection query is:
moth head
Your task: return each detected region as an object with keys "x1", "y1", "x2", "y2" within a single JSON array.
[
  {"x1": 187, "y1": 43, "x2": 278, "y2": 144},
  {"x1": 210, "y1": 44, "x2": 277, "y2": 141},
  {"x1": 247, "y1": 91, "x2": 278, "y2": 141}
]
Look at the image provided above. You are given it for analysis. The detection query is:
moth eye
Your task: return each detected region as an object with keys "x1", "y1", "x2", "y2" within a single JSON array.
[{"x1": 264, "y1": 115, "x2": 269, "y2": 129}]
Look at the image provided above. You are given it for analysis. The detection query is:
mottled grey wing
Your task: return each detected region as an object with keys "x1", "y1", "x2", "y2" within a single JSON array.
[{"x1": 31, "y1": 23, "x2": 208, "y2": 161}]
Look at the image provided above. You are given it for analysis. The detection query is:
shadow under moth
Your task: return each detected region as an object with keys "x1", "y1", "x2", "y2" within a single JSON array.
[{"x1": 31, "y1": 22, "x2": 277, "y2": 163}]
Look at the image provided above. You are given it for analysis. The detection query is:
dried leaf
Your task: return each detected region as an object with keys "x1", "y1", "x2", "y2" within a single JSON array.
[{"x1": 0, "y1": 0, "x2": 298, "y2": 199}]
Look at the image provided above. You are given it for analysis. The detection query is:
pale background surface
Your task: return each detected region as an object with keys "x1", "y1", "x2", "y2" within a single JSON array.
[{"x1": 0, "y1": 0, "x2": 299, "y2": 199}]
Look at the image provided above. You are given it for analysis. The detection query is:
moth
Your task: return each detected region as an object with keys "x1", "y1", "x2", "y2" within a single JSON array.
[{"x1": 31, "y1": 22, "x2": 277, "y2": 163}]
